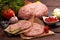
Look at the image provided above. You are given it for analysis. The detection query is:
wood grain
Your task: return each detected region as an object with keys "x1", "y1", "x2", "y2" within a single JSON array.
[{"x1": 40, "y1": 0, "x2": 60, "y2": 7}]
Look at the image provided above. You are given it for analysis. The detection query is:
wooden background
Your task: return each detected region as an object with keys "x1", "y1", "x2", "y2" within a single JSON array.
[
  {"x1": 0, "y1": 0, "x2": 60, "y2": 40},
  {"x1": 40, "y1": 0, "x2": 60, "y2": 11}
]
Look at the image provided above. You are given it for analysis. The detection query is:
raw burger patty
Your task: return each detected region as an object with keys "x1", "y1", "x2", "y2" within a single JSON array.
[{"x1": 23, "y1": 23, "x2": 44, "y2": 37}]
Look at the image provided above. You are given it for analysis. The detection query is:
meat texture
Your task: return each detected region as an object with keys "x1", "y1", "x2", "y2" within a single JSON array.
[
  {"x1": 18, "y1": 1, "x2": 48, "y2": 19},
  {"x1": 23, "y1": 23, "x2": 44, "y2": 37},
  {"x1": 4, "y1": 20, "x2": 31, "y2": 34},
  {"x1": 5, "y1": 20, "x2": 44, "y2": 35}
]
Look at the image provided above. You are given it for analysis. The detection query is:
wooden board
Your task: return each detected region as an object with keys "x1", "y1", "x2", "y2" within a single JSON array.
[
  {"x1": 20, "y1": 18, "x2": 55, "y2": 39},
  {"x1": 20, "y1": 30, "x2": 55, "y2": 39}
]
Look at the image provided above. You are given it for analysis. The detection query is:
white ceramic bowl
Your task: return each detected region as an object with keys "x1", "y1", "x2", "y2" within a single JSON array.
[{"x1": 43, "y1": 16, "x2": 59, "y2": 25}]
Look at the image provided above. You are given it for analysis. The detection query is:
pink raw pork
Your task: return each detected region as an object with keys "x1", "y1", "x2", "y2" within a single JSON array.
[
  {"x1": 23, "y1": 23, "x2": 44, "y2": 37},
  {"x1": 4, "y1": 20, "x2": 31, "y2": 34},
  {"x1": 18, "y1": 1, "x2": 48, "y2": 19}
]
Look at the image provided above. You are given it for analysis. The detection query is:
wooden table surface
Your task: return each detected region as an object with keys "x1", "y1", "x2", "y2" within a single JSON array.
[{"x1": 0, "y1": 0, "x2": 60, "y2": 40}]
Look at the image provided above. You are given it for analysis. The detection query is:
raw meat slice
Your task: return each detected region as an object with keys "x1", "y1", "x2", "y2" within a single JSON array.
[
  {"x1": 18, "y1": 20, "x2": 31, "y2": 30},
  {"x1": 4, "y1": 20, "x2": 31, "y2": 34},
  {"x1": 23, "y1": 23, "x2": 44, "y2": 37}
]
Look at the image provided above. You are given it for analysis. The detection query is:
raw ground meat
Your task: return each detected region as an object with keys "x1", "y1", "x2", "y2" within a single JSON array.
[{"x1": 18, "y1": 1, "x2": 48, "y2": 19}]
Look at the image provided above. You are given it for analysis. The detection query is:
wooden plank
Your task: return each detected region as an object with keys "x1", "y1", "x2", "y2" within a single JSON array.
[
  {"x1": 48, "y1": 6, "x2": 60, "y2": 12},
  {"x1": 40, "y1": 0, "x2": 60, "y2": 7}
]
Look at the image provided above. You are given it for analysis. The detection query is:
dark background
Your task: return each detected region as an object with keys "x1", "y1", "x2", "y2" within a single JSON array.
[{"x1": 0, "y1": 0, "x2": 60, "y2": 40}]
